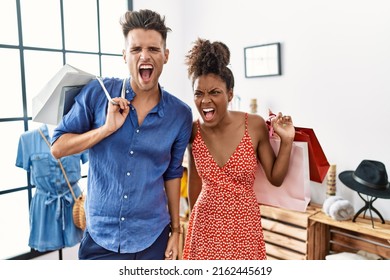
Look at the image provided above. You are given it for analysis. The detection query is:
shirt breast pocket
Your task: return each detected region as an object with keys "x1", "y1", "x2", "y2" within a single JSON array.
[
  {"x1": 31, "y1": 153, "x2": 51, "y2": 178},
  {"x1": 60, "y1": 155, "x2": 82, "y2": 183}
]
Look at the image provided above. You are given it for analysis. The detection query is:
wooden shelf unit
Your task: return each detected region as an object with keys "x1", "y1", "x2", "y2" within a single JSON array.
[
  {"x1": 260, "y1": 203, "x2": 390, "y2": 260},
  {"x1": 309, "y1": 211, "x2": 390, "y2": 259}
]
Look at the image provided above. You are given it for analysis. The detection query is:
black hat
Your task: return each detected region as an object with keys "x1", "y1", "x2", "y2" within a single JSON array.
[{"x1": 339, "y1": 160, "x2": 390, "y2": 199}]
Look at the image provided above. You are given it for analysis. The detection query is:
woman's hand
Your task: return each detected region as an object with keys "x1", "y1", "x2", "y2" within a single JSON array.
[
  {"x1": 164, "y1": 232, "x2": 180, "y2": 260},
  {"x1": 271, "y1": 112, "x2": 295, "y2": 140}
]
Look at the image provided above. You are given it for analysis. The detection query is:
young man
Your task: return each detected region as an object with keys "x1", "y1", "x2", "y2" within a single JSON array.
[{"x1": 51, "y1": 9, "x2": 192, "y2": 260}]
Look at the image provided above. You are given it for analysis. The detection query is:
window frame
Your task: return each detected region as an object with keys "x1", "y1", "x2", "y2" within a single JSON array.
[{"x1": 0, "y1": 0, "x2": 132, "y2": 260}]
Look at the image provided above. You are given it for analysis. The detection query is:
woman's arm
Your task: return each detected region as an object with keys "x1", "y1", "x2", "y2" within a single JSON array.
[
  {"x1": 187, "y1": 143, "x2": 202, "y2": 211},
  {"x1": 164, "y1": 178, "x2": 181, "y2": 260},
  {"x1": 251, "y1": 113, "x2": 295, "y2": 186}
]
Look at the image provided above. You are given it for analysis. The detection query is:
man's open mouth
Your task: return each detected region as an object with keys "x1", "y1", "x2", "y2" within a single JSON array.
[{"x1": 139, "y1": 64, "x2": 153, "y2": 80}]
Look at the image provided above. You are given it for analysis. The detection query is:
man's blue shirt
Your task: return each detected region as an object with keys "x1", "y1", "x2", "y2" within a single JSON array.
[{"x1": 52, "y1": 77, "x2": 192, "y2": 253}]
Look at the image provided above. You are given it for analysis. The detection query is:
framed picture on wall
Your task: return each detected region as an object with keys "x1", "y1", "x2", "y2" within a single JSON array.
[{"x1": 244, "y1": 42, "x2": 281, "y2": 78}]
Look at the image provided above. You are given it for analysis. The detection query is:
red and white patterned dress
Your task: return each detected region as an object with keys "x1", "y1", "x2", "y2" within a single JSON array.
[{"x1": 182, "y1": 113, "x2": 266, "y2": 260}]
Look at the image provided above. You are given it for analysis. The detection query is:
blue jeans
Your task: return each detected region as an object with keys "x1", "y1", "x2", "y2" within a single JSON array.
[{"x1": 78, "y1": 225, "x2": 170, "y2": 260}]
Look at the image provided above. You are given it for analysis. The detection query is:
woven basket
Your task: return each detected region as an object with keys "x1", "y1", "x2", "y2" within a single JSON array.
[{"x1": 73, "y1": 194, "x2": 86, "y2": 230}]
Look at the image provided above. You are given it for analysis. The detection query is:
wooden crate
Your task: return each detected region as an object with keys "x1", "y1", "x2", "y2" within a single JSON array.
[
  {"x1": 260, "y1": 204, "x2": 320, "y2": 260},
  {"x1": 309, "y1": 211, "x2": 390, "y2": 259}
]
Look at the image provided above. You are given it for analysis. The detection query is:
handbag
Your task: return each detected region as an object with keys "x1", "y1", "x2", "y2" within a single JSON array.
[
  {"x1": 32, "y1": 64, "x2": 94, "y2": 125},
  {"x1": 265, "y1": 110, "x2": 330, "y2": 183},
  {"x1": 253, "y1": 136, "x2": 311, "y2": 212},
  {"x1": 38, "y1": 128, "x2": 86, "y2": 230},
  {"x1": 294, "y1": 127, "x2": 330, "y2": 183}
]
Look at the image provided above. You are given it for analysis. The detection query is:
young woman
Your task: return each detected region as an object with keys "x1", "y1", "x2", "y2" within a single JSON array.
[{"x1": 182, "y1": 38, "x2": 295, "y2": 260}]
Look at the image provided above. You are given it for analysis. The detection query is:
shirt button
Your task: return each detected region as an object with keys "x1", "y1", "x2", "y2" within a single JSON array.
[
  {"x1": 136, "y1": 129, "x2": 140, "y2": 133},
  {"x1": 121, "y1": 217, "x2": 125, "y2": 221},
  {"x1": 130, "y1": 151, "x2": 134, "y2": 155},
  {"x1": 123, "y1": 195, "x2": 128, "y2": 199},
  {"x1": 126, "y1": 172, "x2": 131, "y2": 176}
]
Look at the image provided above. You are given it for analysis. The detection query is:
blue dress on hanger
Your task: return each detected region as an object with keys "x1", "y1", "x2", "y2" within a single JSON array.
[{"x1": 16, "y1": 124, "x2": 89, "y2": 252}]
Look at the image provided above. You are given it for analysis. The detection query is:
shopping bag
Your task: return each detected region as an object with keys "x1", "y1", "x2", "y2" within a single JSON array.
[
  {"x1": 32, "y1": 64, "x2": 94, "y2": 125},
  {"x1": 254, "y1": 137, "x2": 311, "y2": 212},
  {"x1": 294, "y1": 127, "x2": 330, "y2": 183}
]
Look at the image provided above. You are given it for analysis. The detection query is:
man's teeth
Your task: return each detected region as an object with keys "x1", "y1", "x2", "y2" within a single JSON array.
[{"x1": 203, "y1": 108, "x2": 214, "y2": 112}]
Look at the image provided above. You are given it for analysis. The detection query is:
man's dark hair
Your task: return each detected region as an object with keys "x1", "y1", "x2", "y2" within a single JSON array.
[{"x1": 120, "y1": 9, "x2": 171, "y2": 47}]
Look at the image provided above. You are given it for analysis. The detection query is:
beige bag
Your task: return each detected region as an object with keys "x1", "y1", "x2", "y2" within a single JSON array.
[
  {"x1": 38, "y1": 128, "x2": 86, "y2": 230},
  {"x1": 72, "y1": 193, "x2": 86, "y2": 230}
]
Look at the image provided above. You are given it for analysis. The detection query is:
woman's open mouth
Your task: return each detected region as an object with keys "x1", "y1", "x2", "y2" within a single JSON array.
[{"x1": 202, "y1": 108, "x2": 215, "y2": 121}]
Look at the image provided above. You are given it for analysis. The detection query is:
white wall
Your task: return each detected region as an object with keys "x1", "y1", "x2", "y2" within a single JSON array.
[{"x1": 134, "y1": 0, "x2": 390, "y2": 220}]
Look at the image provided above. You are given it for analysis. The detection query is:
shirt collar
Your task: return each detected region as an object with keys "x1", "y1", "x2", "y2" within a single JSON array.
[
  {"x1": 127, "y1": 79, "x2": 165, "y2": 118},
  {"x1": 39, "y1": 124, "x2": 50, "y2": 138}
]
